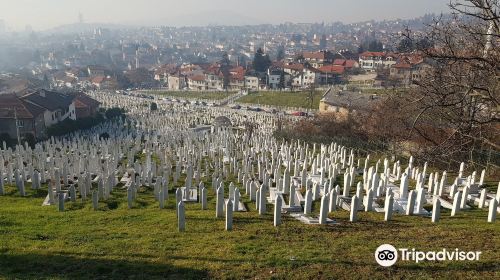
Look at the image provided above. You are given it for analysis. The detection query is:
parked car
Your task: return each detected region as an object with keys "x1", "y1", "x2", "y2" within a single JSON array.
[{"x1": 291, "y1": 111, "x2": 306, "y2": 116}]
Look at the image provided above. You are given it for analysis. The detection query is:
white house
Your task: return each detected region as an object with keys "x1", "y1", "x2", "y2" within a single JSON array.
[
  {"x1": 244, "y1": 76, "x2": 259, "y2": 90},
  {"x1": 359, "y1": 52, "x2": 384, "y2": 71},
  {"x1": 21, "y1": 89, "x2": 76, "y2": 127}
]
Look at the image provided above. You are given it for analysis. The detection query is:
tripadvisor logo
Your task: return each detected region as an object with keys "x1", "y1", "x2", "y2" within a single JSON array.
[
  {"x1": 375, "y1": 244, "x2": 482, "y2": 267},
  {"x1": 375, "y1": 244, "x2": 398, "y2": 267}
]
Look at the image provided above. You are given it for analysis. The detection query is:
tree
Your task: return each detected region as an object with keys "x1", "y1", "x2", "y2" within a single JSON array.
[
  {"x1": 220, "y1": 52, "x2": 231, "y2": 91},
  {"x1": 115, "y1": 72, "x2": 131, "y2": 89},
  {"x1": 99, "y1": 132, "x2": 110, "y2": 140},
  {"x1": 306, "y1": 84, "x2": 316, "y2": 111},
  {"x1": 276, "y1": 45, "x2": 285, "y2": 61},
  {"x1": 358, "y1": 40, "x2": 384, "y2": 53},
  {"x1": 397, "y1": 37, "x2": 414, "y2": 53},
  {"x1": 125, "y1": 68, "x2": 155, "y2": 88},
  {"x1": 357, "y1": 44, "x2": 366, "y2": 54},
  {"x1": 320, "y1": 34, "x2": 327, "y2": 49},
  {"x1": 33, "y1": 49, "x2": 41, "y2": 65},
  {"x1": 415, "y1": 38, "x2": 434, "y2": 51},
  {"x1": 252, "y1": 48, "x2": 272, "y2": 73},
  {"x1": 394, "y1": 0, "x2": 500, "y2": 165},
  {"x1": 0, "y1": 133, "x2": 14, "y2": 148},
  {"x1": 150, "y1": 102, "x2": 158, "y2": 111},
  {"x1": 238, "y1": 55, "x2": 248, "y2": 67},
  {"x1": 105, "y1": 108, "x2": 126, "y2": 119},
  {"x1": 368, "y1": 40, "x2": 384, "y2": 52},
  {"x1": 278, "y1": 68, "x2": 286, "y2": 90},
  {"x1": 292, "y1": 34, "x2": 302, "y2": 44},
  {"x1": 22, "y1": 133, "x2": 36, "y2": 149},
  {"x1": 42, "y1": 73, "x2": 51, "y2": 89}
]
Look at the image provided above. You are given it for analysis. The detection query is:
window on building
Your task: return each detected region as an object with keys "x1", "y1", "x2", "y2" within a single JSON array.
[{"x1": 17, "y1": 120, "x2": 24, "y2": 127}]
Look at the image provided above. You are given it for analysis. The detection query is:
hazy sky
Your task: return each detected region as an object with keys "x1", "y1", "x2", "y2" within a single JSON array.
[{"x1": 0, "y1": 0, "x2": 450, "y2": 31}]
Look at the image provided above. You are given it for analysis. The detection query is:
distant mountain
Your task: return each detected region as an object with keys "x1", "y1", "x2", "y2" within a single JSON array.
[
  {"x1": 42, "y1": 12, "x2": 450, "y2": 34},
  {"x1": 146, "y1": 10, "x2": 264, "y2": 27}
]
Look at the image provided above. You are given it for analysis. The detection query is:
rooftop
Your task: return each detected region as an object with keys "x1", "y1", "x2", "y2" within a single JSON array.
[{"x1": 321, "y1": 88, "x2": 381, "y2": 111}]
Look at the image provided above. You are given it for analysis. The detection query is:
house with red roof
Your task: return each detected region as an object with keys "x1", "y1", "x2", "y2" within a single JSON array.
[
  {"x1": 187, "y1": 75, "x2": 207, "y2": 91},
  {"x1": 317, "y1": 65, "x2": 345, "y2": 85},
  {"x1": 0, "y1": 90, "x2": 100, "y2": 141},
  {"x1": 279, "y1": 62, "x2": 321, "y2": 88},
  {"x1": 0, "y1": 94, "x2": 46, "y2": 140},
  {"x1": 91, "y1": 76, "x2": 105, "y2": 88},
  {"x1": 359, "y1": 52, "x2": 397, "y2": 71},
  {"x1": 301, "y1": 51, "x2": 334, "y2": 68},
  {"x1": 389, "y1": 54, "x2": 431, "y2": 87},
  {"x1": 72, "y1": 93, "x2": 101, "y2": 119},
  {"x1": 333, "y1": 59, "x2": 359, "y2": 69}
]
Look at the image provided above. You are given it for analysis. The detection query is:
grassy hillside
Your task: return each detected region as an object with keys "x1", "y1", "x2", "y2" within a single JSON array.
[
  {"x1": 146, "y1": 91, "x2": 236, "y2": 101},
  {"x1": 0, "y1": 177, "x2": 499, "y2": 280},
  {"x1": 237, "y1": 91, "x2": 323, "y2": 109}
]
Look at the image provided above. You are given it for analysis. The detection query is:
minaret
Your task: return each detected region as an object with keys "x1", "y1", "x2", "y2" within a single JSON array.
[
  {"x1": 78, "y1": 13, "x2": 84, "y2": 24},
  {"x1": 121, "y1": 41, "x2": 126, "y2": 61},
  {"x1": 135, "y1": 47, "x2": 139, "y2": 69}
]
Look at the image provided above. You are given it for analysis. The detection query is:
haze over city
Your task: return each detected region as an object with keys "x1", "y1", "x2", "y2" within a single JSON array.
[
  {"x1": 0, "y1": 0, "x2": 449, "y2": 31},
  {"x1": 0, "y1": 0, "x2": 498, "y2": 279}
]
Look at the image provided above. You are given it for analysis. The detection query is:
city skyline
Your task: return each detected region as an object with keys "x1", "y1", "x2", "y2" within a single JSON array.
[{"x1": 0, "y1": 0, "x2": 449, "y2": 31}]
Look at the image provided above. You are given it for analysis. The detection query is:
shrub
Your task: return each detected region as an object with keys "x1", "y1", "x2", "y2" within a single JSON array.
[
  {"x1": 99, "y1": 132, "x2": 110, "y2": 140},
  {"x1": 22, "y1": 133, "x2": 36, "y2": 148},
  {"x1": 47, "y1": 114, "x2": 104, "y2": 137},
  {"x1": 0, "y1": 133, "x2": 14, "y2": 148},
  {"x1": 105, "y1": 108, "x2": 126, "y2": 119}
]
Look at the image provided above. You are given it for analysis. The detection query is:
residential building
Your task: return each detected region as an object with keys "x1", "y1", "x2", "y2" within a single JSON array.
[
  {"x1": 168, "y1": 74, "x2": 187, "y2": 90},
  {"x1": 21, "y1": 89, "x2": 76, "y2": 127},
  {"x1": 244, "y1": 76, "x2": 259, "y2": 90},
  {"x1": 319, "y1": 88, "x2": 380, "y2": 119},
  {"x1": 187, "y1": 75, "x2": 207, "y2": 91},
  {"x1": 87, "y1": 65, "x2": 107, "y2": 78},
  {"x1": 0, "y1": 90, "x2": 99, "y2": 141},
  {"x1": 359, "y1": 52, "x2": 396, "y2": 71},
  {"x1": 317, "y1": 65, "x2": 345, "y2": 85},
  {"x1": 301, "y1": 50, "x2": 334, "y2": 68},
  {"x1": 333, "y1": 59, "x2": 359, "y2": 69},
  {"x1": 267, "y1": 69, "x2": 284, "y2": 89},
  {"x1": 389, "y1": 55, "x2": 432, "y2": 87},
  {"x1": 72, "y1": 93, "x2": 101, "y2": 118},
  {"x1": 0, "y1": 94, "x2": 46, "y2": 140}
]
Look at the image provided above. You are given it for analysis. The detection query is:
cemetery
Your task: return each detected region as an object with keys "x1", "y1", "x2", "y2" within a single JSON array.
[
  {"x1": 145, "y1": 90, "x2": 237, "y2": 101},
  {"x1": 0, "y1": 91, "x2": 498, "y2": 279}
]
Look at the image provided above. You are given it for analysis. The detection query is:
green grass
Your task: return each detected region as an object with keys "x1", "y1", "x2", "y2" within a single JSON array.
[
  {"x1": 237, "y1": 91, "x2": 323, "y2": 109},
  {"x1": 146, "y1": 91, "x2": 237, "y2": 101},
  {"x1": 0, "y1": 179, "x2": 499, "y2": 280}
]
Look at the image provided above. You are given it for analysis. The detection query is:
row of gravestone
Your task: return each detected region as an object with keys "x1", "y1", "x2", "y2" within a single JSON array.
[{"x1": 1, "y1": 91, "x2": 498, "y2": 229}]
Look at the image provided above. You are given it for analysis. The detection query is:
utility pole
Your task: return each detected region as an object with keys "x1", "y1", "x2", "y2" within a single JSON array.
[{"x1": 13, "y1": 108, "x2": 21, "y2": 145}]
